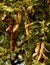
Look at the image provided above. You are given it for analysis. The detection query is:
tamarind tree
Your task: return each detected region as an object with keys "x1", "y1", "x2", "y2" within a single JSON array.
[{"x1": 0, "y1": 0, "x2": 50, "y2": 65}]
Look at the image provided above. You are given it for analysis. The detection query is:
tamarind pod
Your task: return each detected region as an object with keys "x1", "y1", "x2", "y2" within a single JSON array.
[
  {"x1": 6, "y1": 25, "x2": 13, "y2": 32},
  {"x1": 14, "y1": 12, "x2": 22, "y2": 24},
  {"x1": 33, "y1": 42, "x2": 41, "y2": 57},
  {"x1": 32, "y1": 53, "x2": 38, "y2": 58},
  {"x1": 2, "y1": 14, "x2": 7, "y2": 22},
  {"x1": 25, "y1": 23, "x2": 34, "y2": 35},
  {"x1": 38, "y1": 54, "x2": 42, "y2": 61},
  {"x1": 35, "y1": 42, "x2": 41, "y2": 53},
  {"x1": 25, "y1": 28, "x2": 29, "y2": 36},
  {"x1": 13, "y1": 14, "x2": 19, "y2": 24},
  {"x1": 37, "y1": 43, "x2": 44, "y2": 61},
  {"x1": 6, "y1": 18, "x2": 15, "y2": 32},
  {"x1": 25, "y1": 23, "x2": 30, "y2": 36},
  {"x1": 17, "y1": 12, "x2": 22, "y2": 24},
  {"x1": 25, "y1": 24, "x2": 30, "y2": 29},
  {"x1": 40, "y1": 43, "x2": 45, "y2": 54},
  {"x1": 13, "y1": 24, "x2": 19, "y2": 33},
  {"x1": 38, "y1": 43, "x2": 48, "y2": 62}
]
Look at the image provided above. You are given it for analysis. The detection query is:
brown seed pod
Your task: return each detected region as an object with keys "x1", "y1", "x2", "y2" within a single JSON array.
[
  {"x1": 13, "y1": 12, "x2": 22, "y2": 24},
  {"x1": 25, "y1": 22, "x2": 30, "y2": 36},
  {"x1": 6, "y1": 25, "x2": 12, "y2": 32},
  {"x1": 13, "y1": 24, "x2": 19, "y2": 33},
  {"x1": 6, "y1": 18, "x2": 15, "y2": 32},
  {"x1": 32, "y1": 42, "x2": 41, "y2": 58},
  {"x1": 2, "y1": 14, "x2": 7, "y2": 22},
  {"x1": 17, "y1": 12, "x2": 22, "y2": 24},
  {"x1": 13, "y1": 14, "x2": 19, "y2": 24},
  {"x1": 38, "y1": 43, "x2": 48, "y2": 62}
]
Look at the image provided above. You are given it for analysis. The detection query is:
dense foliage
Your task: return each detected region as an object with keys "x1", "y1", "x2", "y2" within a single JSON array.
[{"x1": 0, "y1": 0, "x2": 50, "y2": 65}]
